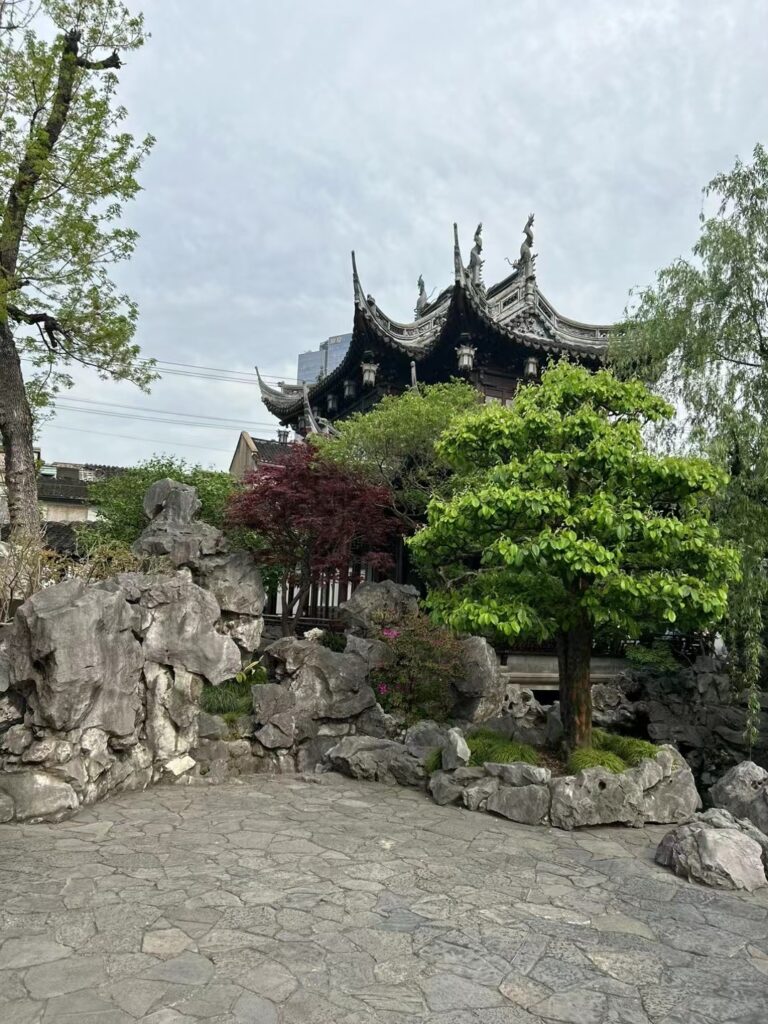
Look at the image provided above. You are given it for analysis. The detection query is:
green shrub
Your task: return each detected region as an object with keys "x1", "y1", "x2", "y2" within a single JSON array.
[
  {"x1": 200, "y1": 676, "x2": 255, "y2": 717},
  {"x1": 466, "y1": 729, "x2": 539, "y2": 767},
  {"x1": 625, "y1": 640, "x2": 678, "y2": 672},
  {"x1": 567, "y1": 748, "x2": 626, "y2": 774},
  {"x1": 371, "y1": 613, "x2": 465, "y2": 723},
  {"x1": 593, "y1": 728, "x2": 659, "y2": 766},
  {"x1": 318, "y1": 630, "x2": 347, "y2": 652}
]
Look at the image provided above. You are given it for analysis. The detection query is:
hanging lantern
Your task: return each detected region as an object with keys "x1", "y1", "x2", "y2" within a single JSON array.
[
  {"x1": 326, "y1": 393, "x2": 338, "y2": 414},
  {"x1": 456, "y1": 344, "x2": 477, "y2": 373},
  {"x1": 343, "y1": 379, "x2": 356, "y2": 400},
  {"x1": 361, "y1": 361, "x2": 379, "y2": 387},
  {"x1": 524, "y1": 355, "x2": 540, "y2": 380}
]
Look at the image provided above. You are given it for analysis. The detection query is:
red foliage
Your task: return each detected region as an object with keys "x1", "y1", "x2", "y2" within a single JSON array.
[{"x1": 226, "y1": 444, "x2": 400, "y2": 631}]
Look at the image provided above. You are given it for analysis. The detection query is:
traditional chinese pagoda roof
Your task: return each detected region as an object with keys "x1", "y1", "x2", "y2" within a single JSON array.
[{"x1": 257, "y1": 220, "x2": 613, "y2": 423}]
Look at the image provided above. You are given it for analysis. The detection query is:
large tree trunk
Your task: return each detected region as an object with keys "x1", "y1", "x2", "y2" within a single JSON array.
[
  {"x1": 556, "y1": 610, "x2": 593, "y2": 751},
  {"x1": 0, "y1": 318, "x2": 38, "y2": 535}
]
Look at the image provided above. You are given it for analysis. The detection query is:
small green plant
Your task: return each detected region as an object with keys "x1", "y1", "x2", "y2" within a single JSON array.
[
  {"x1": 200, "y1": 676, "x2": 258, "y2": 718},
  {"x1": 318, "y1": 630, "x2": 347, "y2": 652},
  {"x1": 235, "y1": 660, "x2": 267, "y2": 686},
  {"x1": 567, "y1": 748, "x2": 627, "y2": 774},
  {"x1": 466, "y1": 729, "x2": 539, "y2": 767},
  {"x1": 371, "y1": 613, "x2": 466, "y2": 723},
  {"x1": 592, "y1": 728, "x2": 659, "y2": 766},
  {"x1": 424, "y1": 748, "x2": 443, "y2": 775},
  {"x1": 625, "y1": 640, "x2": 678, "y2": 672}
]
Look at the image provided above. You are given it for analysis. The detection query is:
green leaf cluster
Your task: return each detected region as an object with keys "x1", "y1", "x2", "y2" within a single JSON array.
[
  {"x1": 1, "y1": 1, "x2": 156, "y2": 404},
  {"x1": 315, "y1": 380, "x2": 481, "y2": 529},
  {"x1": 82, "y1": 456, "x2": 238, "y2": 548},
  {"x1": 409, "y1": 362, "x2": 739, "y2": 645},
  {"x1": 465, "y1": 729, "x2": 540, "y2": 767}
]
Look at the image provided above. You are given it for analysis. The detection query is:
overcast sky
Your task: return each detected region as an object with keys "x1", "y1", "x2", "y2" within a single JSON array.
[{"x1": 38, "y1": 0, "x2": 768, "y2": 471}]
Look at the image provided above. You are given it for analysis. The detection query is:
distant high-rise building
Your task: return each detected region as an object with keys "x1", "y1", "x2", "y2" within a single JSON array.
[{"x1": 297, "y1": 333, "x2": 352, "y2": 383}]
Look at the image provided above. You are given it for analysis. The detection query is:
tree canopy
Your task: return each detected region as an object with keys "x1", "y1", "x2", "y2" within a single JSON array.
[
  {"x1": 85, "y1": 456, "x2": 236, "y2": 549},
  {"x1": 0, "y1": 0, "x2": 154, "y2": 533},
  {"x1": 315, "y1": 380, "x2": 481, "y2": 530},
  {"x1": 227, "y1": 444, "x2": 400, "y2": 635},
  {"x1": 409, "y1": 362, "x2": 739, "y2": 750},
  {"x1": 610, "y1": 143, "x2": 768, "y2": 743}
]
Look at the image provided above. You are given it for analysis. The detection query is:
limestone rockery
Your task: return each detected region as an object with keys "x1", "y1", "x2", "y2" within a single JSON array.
[{"x1": 0, "y1": 479, "x2": 265, "y2": 823}]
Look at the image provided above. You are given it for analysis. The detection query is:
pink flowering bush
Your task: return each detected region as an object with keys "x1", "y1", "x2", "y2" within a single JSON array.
[{"x1": 370, "y1": 613, "x2": 465, "y2": 723}]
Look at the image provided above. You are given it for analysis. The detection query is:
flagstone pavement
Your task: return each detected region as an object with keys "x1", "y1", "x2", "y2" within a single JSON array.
[{"x1": 0, "y1": 773, "x2": 767, "y2": 1024}]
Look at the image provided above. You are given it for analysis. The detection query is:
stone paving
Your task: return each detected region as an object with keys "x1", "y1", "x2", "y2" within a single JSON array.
[{"x1": 0, "y1": 775, "x2": 767, "y2": 1024}]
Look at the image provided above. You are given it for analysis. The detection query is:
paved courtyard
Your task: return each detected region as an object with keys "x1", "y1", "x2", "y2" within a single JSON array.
[{"x1": 0, "y1": 774, "x2": 766, "y2": 1024}]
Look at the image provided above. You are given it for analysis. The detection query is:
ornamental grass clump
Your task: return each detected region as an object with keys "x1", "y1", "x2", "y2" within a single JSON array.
[
  {"x1": 466, "y1": 729, "x2": 539, "y2": 767},
  {"x1": 200, "y1": 673, "x2": 263, "y2": 718},
  {"x1": 567, "y1": 729, "x2": 660, "y2": 774},
  {"x1": 370, "y1": 613, "x2": 465, "y2": 723}
]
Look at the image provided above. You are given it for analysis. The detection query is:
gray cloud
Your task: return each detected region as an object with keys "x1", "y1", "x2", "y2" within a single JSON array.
[{"x1": 39, "y1": 0, "x2": 768, "y2": 469}]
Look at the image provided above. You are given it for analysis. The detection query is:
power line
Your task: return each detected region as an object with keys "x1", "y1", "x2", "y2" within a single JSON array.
[
  {"x1": 51, "y1": 403, "x2": 273, "y2": 432},
  {"x1": 57, "y1": 395, "x2": 275, "y2": 427},
  {"x1": 51, "y1": 425, "x2": 234, "y2": 454}
]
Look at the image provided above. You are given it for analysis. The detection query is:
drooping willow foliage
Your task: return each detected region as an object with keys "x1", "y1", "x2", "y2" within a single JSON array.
[{"x1": 611, "y1": 144, "x2": 768, "y2": 742}]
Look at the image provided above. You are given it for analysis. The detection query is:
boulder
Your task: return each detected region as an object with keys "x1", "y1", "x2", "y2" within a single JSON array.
[
  {"x1": 194, "y1": 552, "x2": 265, "y2": 616},
  {"x1": 198, "y1": 712, "x2": 229, "y2": 741},
  {"x1": 550, "y1": 745, "x2": 700, "y2": 830},
  {"x1": 339, "y1": 580, "x2": 419, "y2": 637},
  {"x1": 485, "y1": 762, "x2": 551, "y2": 786},
  {"x1": 710, "y1": 761, "x2": 768, "y2": 826},
  {"x1": 10, "y1": 579, "x2": 143, "y2": 737},
  {"x1": 0, "y1": 771, "x2": 78, "y2": 822},
  {"x1": 454, "y1": 637, "x2": 505, "y2": 721},
  {"x1": 266, "y1": 638, "x2": 376, "y2": 722},
  {"x1": 591, "y1": 681, "x2": 637, "y2": 730},
  {"x1": 427, "y1": 767, "x2": 485, "y2": 806},
  {"x1": 144, "y1": 662, "x2": 202, "y2": 763},
  {"x1": 404, "y1": 720, "x2": 449, "y2": 761},
  {"x1": 442, "y1": 727, "x2": 470, "y2": 771},
  {"x1": 0, "y1": 691, "x2": 23, "y2": 731},
  {"x1": 129, "y1": 575, "x2": 241, "y2": 685},
  {"x1": 132, "y1": 479, "x2": 225, "y2": 566},
  {"x1": 354, "y1": 702, "x2": 400, "y2": 740},
  {"x1": 325, "y1": 736, "x2": 424, "y2": 787},
  {"x1": 344, "y1": 634, "x2": 395, "y2": 671},
  {"x1": 696, "y1": 807, "x2": 768, "y2": 871},
  {"x1": 550, "y1": 767, "x2": 646, "y2": 830},
  {"x1": 486, "y1": 783, "x2": 551, "y2": 825},
  {"x1": 462, "y1": 776, "x2": 500, "y2": 812},
  {"x1": 656, "y1": 817, "x2": 767, "y2": 891}
]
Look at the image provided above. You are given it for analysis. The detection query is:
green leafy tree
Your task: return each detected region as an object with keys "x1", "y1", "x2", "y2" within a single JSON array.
[
  {"x1": 315, "y1": 380, "x2": 481, "y2": 530},
  {"x1": 0, "y1": 0, "x2": 154, "y2": 535},
  {"x1": 85, "y1": 456, "x2": 237, "y2": 548},
  {"x1": 610, "y1": 143, "x2": 768, "y2": 742},
  {"x1": 409, "y1": 362, "x2": 739, "y2": 751}
]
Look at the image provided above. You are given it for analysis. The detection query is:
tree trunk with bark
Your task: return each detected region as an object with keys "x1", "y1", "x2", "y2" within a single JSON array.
[
  {"x1": 556, "y1": 609, "x2": 593, "y2": 751},
  {"x1": 0, "y1": 318, "x2": 38, "y2": 534}
]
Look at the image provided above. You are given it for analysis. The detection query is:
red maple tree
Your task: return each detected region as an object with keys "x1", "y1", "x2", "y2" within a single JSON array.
[{"x1": 227, "y1": 443, "x2": 400, "y2": 635}]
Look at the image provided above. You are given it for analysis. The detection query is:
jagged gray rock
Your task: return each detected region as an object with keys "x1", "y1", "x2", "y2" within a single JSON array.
[
  {"x1": 0, "y1": 771, "x2": 78, "y2": 822},
  {"x1": 485, "y1": 762, "x2": 551, "y2": 786},
  {"x1": 132, "y1": 478, "x2": 225, "y2": 566},
  {"x1": 193, "y1": 551, "x2": 265, "y2": 617},
  {"x1": 130, "y1": 575, "x2": 241, "y2": 685},
  {"x1": 486, "y1": 783, "x2": 551, "y2": 825},
  {"x1": 656, "y1": 816, "x2": 767, "y2": 891},
  {"x1": 10, "y1": 579, "x2": 143, "y2": 736},
  {"x1": 710, "y1": 761, "x2": 768, "y2": 833},
  {"x1": 696, "y1": 807, "x2": 768, "y2": 870},
  {"x1": 428, "y1": 767, "x2": 485, "y2": 806},
  {"x1": 442, "y1": 727, "x2": 470, "y2": 770},
  {"x1": 550, "y1": 745, "x2": 699, "y2": 830},
  {"x1": 267, "y1": 638, "x2": 376, "y2": 722},
  {"x1": 325, "y1": 736, "x2": 425, "y2": 787},
  {"x1": 404, "y1": 720, "x2": 448, "y2": 760},
  {"x1": 338, "y1": 580, "x2": 419, "y2": 637},
  {"x1": 454, "y1": 636, "x2": 505, "y2": 721}
]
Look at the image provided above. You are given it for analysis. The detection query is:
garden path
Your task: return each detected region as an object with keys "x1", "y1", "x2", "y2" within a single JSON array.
[{"x1": 0, "y1": 773, "x2": 767, "y2": 1023}]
